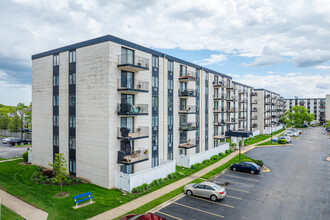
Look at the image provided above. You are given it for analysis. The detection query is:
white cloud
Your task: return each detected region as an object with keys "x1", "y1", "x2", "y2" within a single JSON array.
[
  {"x1": 196, "y1": 54, "x2": 227, "y2": 65},
  {"x1": 315, "y1": 65, "x2": 330, "y2": 70},
  {"x1": 242, "y1": 45, "x2": 284, "y2": 67},
  {"x1": 235, "y1": 73, "x2": 330, "y2": 98}
]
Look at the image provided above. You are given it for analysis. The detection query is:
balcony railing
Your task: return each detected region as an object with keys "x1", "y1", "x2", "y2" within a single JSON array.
[
  {"x1": 265, "y1": 94, "x2": 271, "y2": 98},
  {"x1": 251, "y1": 101, "x2": 258, "y2": 104},
  {"x1": 117, "y1": 126, "x2": 149, "y2": 140},
  {"x1": 214, "y1": 120, "x2": 226, "y2": 126},
  {"x1": 179, "y1": 138, "x2": 196, "y2": 149},
  {"x1": 226, "y1": 108, "x2": 236, "y2": 113},
  {"x1": 265, "y1": 101, "x2": 270, "y2": 105},
  {"x1": 117, "y1": 54, "x2": 149, "y2": 71},
  {"x1": 226, "y1": 95, "x2": 235, "y2": 101},
  {"x1": 179, "y1": 122, "x2": 197, "y2": 131},
  {"x1": 239, "y1": 99, "x2": 247, "y2": 103},
  {"x1": 213, "y1": 133, "x2": 225, "y2": 139},
  {"x1": 117, "y1": 148, "x2": 149, "y2": 164},
  {"x1": 251, "y1": 108, "x2": 257, "y2": 112},
  {"x1": 179, "y1": 105, "x2": 196, "y2": 114},
  {"x1": 251, "y1": 92, "x2": 257, "y2": 96},
  {"x1": 212, "y1": 81, "x2": 225, "y2": 87},
  {"x1": 251, "y1": 116, "x2": 257, "y2": 120},
  {"x1": 117, "y1": 103, "x2": 148, "y2": 115},
  {"x1": 117, "y1": 79, "x2": 149, "y2": 93},
  {"x1": 213, "y1": 95, "x2": 222, "y2": 100},
  {"x1": 238, "y1": 117, "x2": 246, "y2": 120},
  {"x1": 226, "y1": 118, "x2": 236, "y2": 124},
  {"x1": 179, "y1": 70, "x2": 196, "y2": 81},
  {"x1": 178, "y1": 89, "x2": 196, "y2": 97},
  {"x1": 213, "y1": 107, "x2": 222, "y2": 113}
]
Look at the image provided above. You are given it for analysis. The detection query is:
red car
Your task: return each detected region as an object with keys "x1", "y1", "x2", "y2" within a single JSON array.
[{"x1": 120, "y1": 212, "x2": 166, "y2": 220}]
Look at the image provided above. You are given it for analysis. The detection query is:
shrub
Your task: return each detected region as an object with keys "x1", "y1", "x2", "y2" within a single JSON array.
[
  {"x1": 278, "y1": 139, "x2": 287, "y2": 144},
  {"x1": 72, "y1": 178, "x2": 77, "y2": 182},
  {"x1": 132, "y1": 187, "x2": 138, "y2": 193},
  {"x1": 66, "y1": 179, "x2": 73, "y2": 185},
  {"x1": 210, "y1": 155, "x2": 218, "y2": 160},
  {"x1": 44, "y1": 179, "x2": 51, "y2": 184},
  {"x1": 23, "y1": 151, "x2": 28, "y2": 162},
  {"x1": 190, "y1": 163, "x2": 200, "y2": 169},
  {"x1": 253, "y1": 159, "x2": 264, "y2": 167},
  {"x1": 225, "y1": 149, "x2": 230, "y2": 154},
  {"x1": 202, "y1": 160, "x2": 209, "y2": 165},
  {"x1": 43, "y1": 170, "x2": 54, "y2": 178},
  {"x1": 218, "y1": 152, "x2": 224, "y2": 157},
  {"x1": 36, "y1": 166, "x2": 43, "y2": 173}
]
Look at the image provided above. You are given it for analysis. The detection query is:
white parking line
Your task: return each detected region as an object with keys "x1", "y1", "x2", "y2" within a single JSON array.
[
  {"x1": 157, "y1": 211, "x2": 183, "y2": 220},
  {"x1": 222, "y1": 173, "x2": 260, "y2": 182},
  {"x1": 217, "y1": 178, "x2": 256, "y2": 187},
  {"x1": 173, "y1": 202, "x2": 224, "y2": 218},
  {"x1": 226, "y1": 195, "x2": 243, "y2": 200},
  {"x1": 187, "y1": 196, "x2": 235, "y2": 208},
  {"x1": 224, "y1": 187, "x2": 250, "y2": 193}
]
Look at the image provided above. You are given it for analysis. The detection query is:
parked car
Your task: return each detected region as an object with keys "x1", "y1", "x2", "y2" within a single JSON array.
[
  {"x1": 2, "y1": 137, "x2": 13, "y2": 144},
  {"x1": 288, "y1": 129, "x2": 301, "y2": 135},
  {"x1": 301, "y1": 124, "x2": 308, "y2": 128},
  {"x1": 278, "y1": 135, "x2": 292, "y2": 143},
  {"x1": 120, "y1": 212, "x2": 166, "y2": 220},
  {"x1": 10, "y1": 138, "x2": 31, "y2": 146},
  {"x1": 325, "y1": 127, "x2": 330, "y2": 132},
  {"x1": 311, "y1": 124, "x2": 316, "y2": 127},
  {"x1": 184, "y1": 181, "x2": 226, "y2": 201},
  {"x1": 20, "y1": 128, "x2": 30, "y2": 133},
  {"x1": 287, "y1": 130, "x2": 299, "y2": 136},
  {"x1": 230, "y1": 161, "x2": 261, "y2": 174}
]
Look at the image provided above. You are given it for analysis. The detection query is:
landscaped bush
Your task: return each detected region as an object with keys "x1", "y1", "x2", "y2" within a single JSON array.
[
  {"x1": 225, "y1": 149, "x2": 231, "y2": 154},
  {"x1": 210, "y1": 155, "x2": 219, "y2": 160},
  {"x1": 31, "y1": 166, "x2": 81, "y2": 185},
  {"x1": 22, "y1": 151, "x2": 28, "y2": 162},
  {"x1": 278, "y1": 139, "x2": 287, "y2": 144},
  {"x1": 218, "y1": 152, "x2": 224, "y2": 157},
  {"x1": 190, "y1": 163, "x2": 200, "y2": 169},
  {"x1": 253, "y1": 159, "x2": 264, "y2": 167}
]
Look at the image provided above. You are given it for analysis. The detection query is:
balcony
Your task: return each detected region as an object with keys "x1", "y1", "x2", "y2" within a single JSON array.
[
  {"x1": 251, "y1": 92, "x2": 257, "y2": 96},
  {"x1": 238, "y1": 117, "x2": 246, "y2": 121},
  {"x1": 265, "y1": 101, "x2": 270, "y2": 105},
  {"x1": 265, "y1": 94, "x2": 271, "y2": 98},
  {"x1": 319, "y1": 109, "x2": 325, "y2": 112},
  {"x1": 179, "y1": 122, "x2": 197, "y2": 131},
  {"x1": 212, "y1": 81, "x2": 225, "y2": 87},
  {"x1": 226, "y1": 118, "x2": 236, "y2": 124},
  {"x1": 213, "y1": 120, "x2": 226, "y2": 126},
  {"x1": 264, "y1": 116, "x2": 271, "y2": 120},
  {"x1": 226, "y1": 108, "x2": 236, "y2": 113},
  {"x1": 251, "y1": 108, "x2": 257, "y2": 112},
  {"x1": 213, "y1": 107, "x2": 222, "y2": 113},
  {"x1": 117, "y1": 79, "x2": 149, "y2": 94},
  {"x1": 179, "y1": 70, "x2": 196, "y2": 82},
  {"x1": 252, "y1": 123, "x2": 257, "y2": 128},
  {"x1": 226, "y1": 95, "x2": 235, "y2": 101},
  {"x1": 213, "y1": 95, "x2": 223, "y2": 100},
  {"x1": 251, "y1": 101, "x2": 258, "y2": 105},
  {"x1": 117, "y1": 54, "x2": 149, "y2": 72},
  {"x1": 251, "y1": 116, "x2": 258, "y2": 120},
  {"x1": 238, "y1": 127, "x2": 245, "y2": 131},
  {"x1": 299, "y1": 101, "x2": 305, "y2": 105},
  {"x1": 179, "y1": 138, "x2": 196, "y2": 149},
  {"x1": 213, "y1": 133, "x2": 225, "y2": 139},
  {"x1": 117, "y1": 148, "x2": 149, "y2": 165},
  {"x1": 238, "y1": 90, "x2": 244, "y2": 94},
  {"x1": 226, "y1": 85, "x2": 234, "y2": 90},
  {"x1": 179, "y1": 105, "x2": 196, "y2": 114},
  {"x1": 239, "y1": 99, "x2": 247, "y2": 103},
  {"x1": 238, "y1": 108, "x2": 246, "y2": 112},
  {"x1": 117, "y1": 103, "x2": 148, "y2": 116},
  {"x1": 117, "y1": 126, "x2": 149, "y2": 140},
  {"x1": 178, "y1": 89, "x2": 196, "y2": 97}
]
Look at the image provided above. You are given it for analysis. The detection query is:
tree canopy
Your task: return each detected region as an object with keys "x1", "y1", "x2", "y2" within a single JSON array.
[{"x1": 284, "y1": 106, "x2": 315, "y2": 127}]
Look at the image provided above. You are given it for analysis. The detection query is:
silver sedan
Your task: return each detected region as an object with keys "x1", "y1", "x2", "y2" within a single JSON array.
[{"x1": 184, "y1": 181, "x2": 226, "y2": 201}]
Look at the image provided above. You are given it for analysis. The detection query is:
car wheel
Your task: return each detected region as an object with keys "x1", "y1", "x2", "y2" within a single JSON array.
[
  {"x1": 233, "y1": 167, "x2": 237, "y2": 171},
  {"x1": 210, "y1": 195, "x2": 217, "y2": 201},
  {"x1": 186, "y1": 190, "x2": 193, "y2": 196},
  {"x1": 250, "y1": 170, "x2": 255, "y2": 174}
]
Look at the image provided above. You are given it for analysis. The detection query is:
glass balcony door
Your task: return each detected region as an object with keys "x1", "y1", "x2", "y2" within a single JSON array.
[
  {"x1": 121, "y1": 47, "x2": 134, "y2": 65},
  {"x1": 121, "y1": 71, "x2": 134, "y2": 89}
]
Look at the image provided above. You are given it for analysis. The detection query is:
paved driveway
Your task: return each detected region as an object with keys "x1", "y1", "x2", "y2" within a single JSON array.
[
  {"x1": 152, "y1": 127, "x2": 330, "y2": 220},
  {"x1": 0, "y1": 138, "x2": 29, "y2": 158}
]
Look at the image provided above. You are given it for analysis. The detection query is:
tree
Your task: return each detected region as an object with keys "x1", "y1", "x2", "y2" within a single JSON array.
[
  {"x1": 279, "y1": 115, "x2": 290, "y2": 126},
  {"x1": 17, "y1": 103, "x2": 27, "y2": 109},
  {"x1": 49, "y1": 153, "x2": 69, "y2": 194},
  {"x1": 24, "y1": 109, "x2": 32, "y2": 129},
  {"x1": 285, "y1": 106, "x2": 315, "y2": 128},
  {"x1": 0, "y1": 107, "x2": 11, "y2": 116},
  {"x1": 8, "y1": 114, "x2": 21, "y2": 132},
  {"x1": 0, "y1": 115, "x2": 12, "y2": 130},
  {"x1": 326, "y1": 121, "x2": 330, "y2": 127}
]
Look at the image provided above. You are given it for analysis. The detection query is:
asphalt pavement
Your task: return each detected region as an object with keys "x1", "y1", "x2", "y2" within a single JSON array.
[{"x1": 0, "y1": 137, "x2": 29, "y2": 158}]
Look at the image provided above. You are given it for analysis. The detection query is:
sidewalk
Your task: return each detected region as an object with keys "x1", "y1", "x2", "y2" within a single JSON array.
[
  {"x1": 90, "y1": 128, "x2": 287, "y2": 220},
  {"x1": 0, "y1": 189, "x2": 48, "y2": 220}
]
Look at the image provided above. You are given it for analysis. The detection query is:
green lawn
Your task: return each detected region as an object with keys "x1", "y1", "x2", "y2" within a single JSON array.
[
  {"x1": 257, "y1": 140, "x2": 285, "y2": 146},
  {"x1": 201, "y1": 154, "x2": 256, "y2": 179},
  {"x1": 14, "y1": 144, "x2": 31, "y2": 148},
  {"x1": 0, "y1": 160, "x2": 192, "y2": 220},
  {"x1": 1, "y1": 204, "x2": 23, "y2": 220},
  {"x1": 244, "y1": 134, "x2": 271, "y2": 146}
]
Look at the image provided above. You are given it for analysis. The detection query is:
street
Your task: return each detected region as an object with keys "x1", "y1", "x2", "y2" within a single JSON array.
[
  {"x1": 153, "y1": 127, "x2": 330, "y2": 220},
  {"x1": 0, "y1": 137, "x2": 29, "y2": 158}
]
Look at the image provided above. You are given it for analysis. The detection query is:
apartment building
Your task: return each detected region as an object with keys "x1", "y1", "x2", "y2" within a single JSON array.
[
  {"x1": 251, "y1": 89, "x2": 285, "y2": 134},
  {"x1": 284, "y1": 96, "x2": 329, "y2": 125},
  {"x1": 31, "y1": 35, "x2": 295, "y2": 191}
]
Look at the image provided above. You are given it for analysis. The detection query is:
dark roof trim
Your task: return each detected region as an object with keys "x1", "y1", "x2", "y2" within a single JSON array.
[
  {"x1": 31, "y1": 34, "x2": 231, "y2": 79},
  {"x1": 254, "y1": 88, "x2": 281, "y2": 96},
  {"x1": 232, "y1": 81, "x2": 254, "y2": 89},
  {"x1": 284, "y1": 98, "x2": 325, "y2": 100}
]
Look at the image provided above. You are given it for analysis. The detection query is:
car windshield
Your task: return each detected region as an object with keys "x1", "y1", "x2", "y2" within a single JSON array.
[{"x1": 212, "y1": 184, "x2": 222, "y2": 191}]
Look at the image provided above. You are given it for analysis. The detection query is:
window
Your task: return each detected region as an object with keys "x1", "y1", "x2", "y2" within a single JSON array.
[
  {"x1": 121, "y1": 47, "x2": 134, "y2": 64},
  {"x1": 180, "y1": 65, "x2": 187, "y2": 76},
  {"x1": 69, "y1": 137, "x2": 76, "y2": 149},
  {"x1": 204, "y1": 185, "x2": 214, "y2": 190},
  {"x1": 152, "y1": 56, "x2": 159, "y2": 68},
  {"x1": 152, "y1": 96, "x2": 158, "y2": 107},
  {"x1": 152, "y1": 76, "x2": 159, "y2": 87},
  {"x1": 168, "y1": 115, "x2": 173, "y2": 125},
  {"x1": 214, "y1": 126, "x2": 218, "y2": 136},
  {"x1": 53, "y1": 75, "x2": 59, "y2": 86},
  {"x1": 121, "y1": 117, "x2": 133, "y2": 131},
  {"x1": 214, "y1": 88, "x2": 218, "y2": 98},
  {"x1": 53, "y1": 96, "x2": 59, "y2": 106},
  {"x1": 180, "y1": 115, "x2": 187, "y2": 126},
  {"x1": 214, "y1": 114, "x2": 218, "y2": 123},
  {"x1": 53, "y1": 135, "x2": 59, "y2": 146},
  {"x1": 168, "y1": 152, "x2": 173, "y2": 160},
  {"x1": 168, "y1": 133, "x2": 173, "y2": 143},
  {"x1": 69, "y1": 116, "x2": 76, "y2": 128},
  {"x1": 69, "y1": 95, "x2": 76, "y2": 107},
  {"x1": 121, "y1": 164, "x2": 133, "y2": 174},
  {"x1": 168, "y1": 97, "x2": 173, "y2": 108},
  {"x1": 121, "y1": 71, "x2": 134, "y2": 89},
  {"x1": 69, "y1": 50, "x2": 76, "y2": 63},
  {"x1": 152, "y1": 156, "x2": 158, "y2": 167},
  {"x1": 180, "y1": 82, "x2": 187, "y2": 92},
  {"x1": 214, "y1": 101, "x2": 219, "y2": 110},
  {"x1": 53, "y1": 54, "x2": 59, "y2": 66},
  {"x1": 180, "y1": 98, "x2": 187, "y2": 110},
  {"x1": 152, "y1": 116, "x2": 158, "y2": 127},
  {"x1": 121, "y1": 94, "x2": 134, "y2": 105},
  {"x1": 152, "y1": 136, "x2": 158, "y2": 147},
  {"x1": 168, "y1": 79, "x2": 173, "y2": 89},
  {"x1": 69, "y1": 72, "x2": 76, "y2": 85},
  {"x1": 69, "y1": 160, "x2": 76, "y2": 173},
  {"x1": 53, "y1": 115, "x2": 59, "y2": 126},
  {"x1": 168, "y1": 61, "x2": 173, "y2": 72}
]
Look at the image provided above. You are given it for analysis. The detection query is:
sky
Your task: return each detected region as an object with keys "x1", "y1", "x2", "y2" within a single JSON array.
[{"x1": 1, "y1": 0, "x2": 330, "y2": 106}]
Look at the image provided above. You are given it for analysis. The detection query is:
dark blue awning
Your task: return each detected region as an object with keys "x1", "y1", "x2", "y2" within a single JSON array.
[{"x1": 225, "y1": 130, "x2": 253, "y2": 138}]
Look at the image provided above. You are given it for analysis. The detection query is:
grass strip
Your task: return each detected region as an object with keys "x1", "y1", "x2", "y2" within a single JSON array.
[
  {"x1": 257, "y1": 140, "x2": 285, "y2": 146},
  {"x1": 201, "y1": 154, "x2": 255, "y2": 179},
  {"x1": 114, "y1": 178, "x2": 205, "y2": 220},
  {"x1": 1, "y1": 204, "x2": 24, "y2": 220}
]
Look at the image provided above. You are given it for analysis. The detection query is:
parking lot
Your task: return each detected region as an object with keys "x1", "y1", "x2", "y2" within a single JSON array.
[
  {"x1": 152, "y1": 127, "x2": 330, "y2": 220},
  {"x1": 0, "y1": 137, "x2": 29, "y2": 158},
  {"x1": 153, "y1": 169, "x2": 265, "y2": 220}
]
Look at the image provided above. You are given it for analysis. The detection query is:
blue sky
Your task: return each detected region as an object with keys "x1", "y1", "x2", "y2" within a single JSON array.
[{"x1": 1, "y1": 0, "x2": 330, "y2": 105}]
